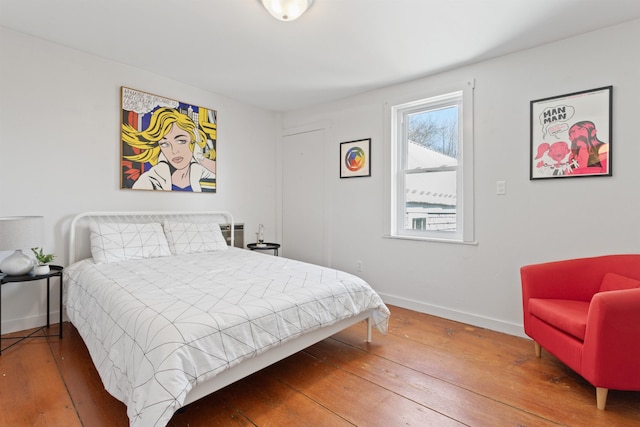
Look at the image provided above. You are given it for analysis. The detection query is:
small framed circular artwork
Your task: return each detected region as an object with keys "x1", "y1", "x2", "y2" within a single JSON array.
[{"x1": 340, "y1": 138, "x2": 371, "y2": 178}]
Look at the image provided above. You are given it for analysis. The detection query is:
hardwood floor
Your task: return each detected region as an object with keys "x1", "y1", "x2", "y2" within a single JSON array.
[{"x1": 1, "y1": 305, "x2": 638, "y2": 426}]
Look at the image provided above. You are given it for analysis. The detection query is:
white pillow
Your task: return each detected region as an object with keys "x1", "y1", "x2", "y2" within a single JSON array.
[
  {"x1": 163, "y1": 221, "x2": 228, "y2": 254},
  {"x1": 90, "y1": 222, "x2": 171, "y2": 264}
]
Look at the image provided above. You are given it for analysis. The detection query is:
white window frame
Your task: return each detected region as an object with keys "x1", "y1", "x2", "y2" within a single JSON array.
[{"x1": 387, "y1": 79, "x2": 475, "y2": 244}]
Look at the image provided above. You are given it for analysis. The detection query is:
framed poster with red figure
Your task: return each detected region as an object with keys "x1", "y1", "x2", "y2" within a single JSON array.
[
  {"x1": 340, "y1": 138, "x2": 371, "y2": 178},
  {"x1": 120, "y1": 87, "x2": 218, "y2": 192},
  {"x1": 530, "y1": 86, "x2": 612, "y2": 180}
]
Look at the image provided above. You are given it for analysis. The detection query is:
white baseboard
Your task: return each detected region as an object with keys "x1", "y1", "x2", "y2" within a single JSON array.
[
  {"x1": 379, "y1": 292, "x2": 527, "y2": 338},
  {"x1": 1, "y1": 310, "x2": 63, "y2": 335}
]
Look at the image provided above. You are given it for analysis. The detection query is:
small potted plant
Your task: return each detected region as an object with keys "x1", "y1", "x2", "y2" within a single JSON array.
[{"x1": 31, "y1": 247, "x2": 55, "y2": 275}]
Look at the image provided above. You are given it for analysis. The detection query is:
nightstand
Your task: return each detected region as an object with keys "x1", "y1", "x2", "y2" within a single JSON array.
[
  {"x1": 0, "y1": 265, "x2": 63, "y2": 354},
  {"x1": 247, "y1": 243, "x2": 281, "y2": 256}
]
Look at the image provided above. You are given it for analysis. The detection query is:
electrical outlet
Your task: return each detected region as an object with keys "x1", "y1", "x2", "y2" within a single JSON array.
[
  {"x1": 356, "y1": 260, "x2": 363, "y2": 272},
  {"x1": 496, "y1": 180, "x2": 506, "y2": 195}
]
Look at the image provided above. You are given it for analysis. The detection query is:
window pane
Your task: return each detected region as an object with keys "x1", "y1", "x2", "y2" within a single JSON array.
[
  {"x1": 404, "y1": 170, "x2": 456, "y2": 232},
  {"x1": 406, "y1": 106, "x2": 458, "y2": 169}
]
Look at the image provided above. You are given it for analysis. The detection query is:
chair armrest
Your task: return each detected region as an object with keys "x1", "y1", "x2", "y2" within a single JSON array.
[{"x1": 582, "y1": 288, "x2": 640, "y2": 388}]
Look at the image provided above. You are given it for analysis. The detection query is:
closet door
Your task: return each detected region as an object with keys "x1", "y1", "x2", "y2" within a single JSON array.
[{"x1": 282, "y1": 129, "x2": 325, "y2": 265}]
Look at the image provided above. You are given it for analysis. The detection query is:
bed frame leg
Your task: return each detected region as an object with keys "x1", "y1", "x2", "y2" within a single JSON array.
[{"x1": 366, "y1": 316, "x2": 372, "y2": 343}]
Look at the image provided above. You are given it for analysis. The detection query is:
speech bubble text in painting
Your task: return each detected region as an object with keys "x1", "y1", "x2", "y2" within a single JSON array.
[{"x1": 539, "y1": 105, "x2": 574, "y2": 138}]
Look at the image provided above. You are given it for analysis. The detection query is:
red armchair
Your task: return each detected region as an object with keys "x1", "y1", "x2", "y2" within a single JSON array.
[{"x1": 521, "y1": 254, "x2": 640, "y2": 410}]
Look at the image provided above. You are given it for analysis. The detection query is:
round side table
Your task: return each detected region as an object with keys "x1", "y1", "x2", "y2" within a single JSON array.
[{"x1": 247, "y1": 243, "x2": 280, "y2": 256}]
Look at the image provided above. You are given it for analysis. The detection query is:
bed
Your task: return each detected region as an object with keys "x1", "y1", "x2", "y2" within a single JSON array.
[{"x1": 64, "y1": 211, "x2": 389, "y2": 427}]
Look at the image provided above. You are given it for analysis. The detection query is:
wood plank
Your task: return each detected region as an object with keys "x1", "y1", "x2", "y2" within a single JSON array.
[
  {"x1": 0, "y1": 335, "x2": 81, "y2": 427},
  {"x1": 305, "y1": 337, "x2": 560, "y2": 426},
  {"x1": 264, "y1": 350, "x2": 464, "y2": 426},
  {"x1": 168, "y1": 392, "x2": 254, "y2": 427},
  {"x1": 333, "y1": 306, "x2": 640, "y2": 426},
  {"x1": 216, "y1": 369, "x2": 354, "y2": 427},
  {"x1": 4, "y1": 306, "x2": 639, "y2": 426}
]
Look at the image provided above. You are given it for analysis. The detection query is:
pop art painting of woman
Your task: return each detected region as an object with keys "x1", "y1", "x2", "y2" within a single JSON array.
[{"x1": 121, "y1": 87, "x2": 217, "y2": 192}]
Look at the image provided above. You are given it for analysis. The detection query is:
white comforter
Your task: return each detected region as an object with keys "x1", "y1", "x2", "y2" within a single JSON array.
[{"x1": 64, "y1": 248, "x2": 389, "y2": 427}]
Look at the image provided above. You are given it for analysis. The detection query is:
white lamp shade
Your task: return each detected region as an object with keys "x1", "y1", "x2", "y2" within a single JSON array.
[
  {"x1": 260, "y1": 0, "x2": 314, "y2": 21},
  {"x1": 0, "y1": 216, "x2": 44, "y2": 275}
]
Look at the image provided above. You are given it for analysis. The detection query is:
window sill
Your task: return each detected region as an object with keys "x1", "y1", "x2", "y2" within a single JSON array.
[{"x1": 383, "y1": 234, "x2": 479, "y2": 246}]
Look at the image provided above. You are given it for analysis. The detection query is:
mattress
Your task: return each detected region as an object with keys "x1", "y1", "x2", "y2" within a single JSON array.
[{"x1": 64, "y1": 247, "x2": 389, "y2": 426}]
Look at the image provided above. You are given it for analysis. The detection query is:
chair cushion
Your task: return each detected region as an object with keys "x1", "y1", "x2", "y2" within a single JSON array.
[
  {"x1": 599, "y1": 272, "x2": 640, "y2": 292},
  {"x1": 529, "y1": 298, "x2": 590, "y2": 341}
]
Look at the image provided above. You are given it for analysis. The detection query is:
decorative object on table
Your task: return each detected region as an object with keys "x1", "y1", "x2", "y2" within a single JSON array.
[
  {"x1": 340, "y1": 138, "x2": 371, "y2": 178},
  {"x1": 256, "y1": 224, "x2": 266, "y2": 247},
  {"x1": 530, "y1": 86, "x2": 612, "y2": 179},
  {"x1": 31, "y1": 247, "x2": 55, "y2": 275},
  {"x1": 259, "y1": 0, "x2": 314, "y2": 21},
  {"x1": 120, "y1": 87, "x2": 218, "y2": 193},
  {"x1": 0, "y1": 216, "x2": 44, "y2": 276}
]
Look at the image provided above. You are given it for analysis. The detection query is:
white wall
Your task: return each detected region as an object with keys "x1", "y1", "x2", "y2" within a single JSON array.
[
  {"x1": 279, "y1": 19, "x2": 640, "y2": 336},
  {"x1": 0, "y1": 27, "x2": 279, "y2": 333}
]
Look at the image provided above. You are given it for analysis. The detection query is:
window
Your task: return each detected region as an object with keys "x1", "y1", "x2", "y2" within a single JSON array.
[
  {"x1": 412, "y1": 217, "x2": 426, "y2": 230},
  {"x1": 389, "y1": 80, "x2": 475, "y2": 243}
]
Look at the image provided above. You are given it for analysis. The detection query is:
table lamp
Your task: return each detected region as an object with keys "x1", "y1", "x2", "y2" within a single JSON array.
[{"x1": 0, "y1": 216, "x2": 44, "y2": 276}]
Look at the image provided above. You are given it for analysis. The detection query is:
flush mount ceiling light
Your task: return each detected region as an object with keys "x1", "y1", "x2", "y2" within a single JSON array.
[{"x1": 260, "y1": 0, "x2": 314, "y2": 21}]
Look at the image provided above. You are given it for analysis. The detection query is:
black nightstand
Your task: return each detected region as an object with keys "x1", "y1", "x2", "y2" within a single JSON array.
[
  {"x1": 0, "y1": 265, "x2": 63, "y2": 354},
  {"x1": 247, "y1": 243, "x2": 281, "y2": 256}
]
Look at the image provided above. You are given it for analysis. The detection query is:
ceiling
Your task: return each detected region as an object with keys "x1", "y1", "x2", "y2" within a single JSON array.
[{"x1": 1, "y1": 0, "x2": 639, "y2": 112}]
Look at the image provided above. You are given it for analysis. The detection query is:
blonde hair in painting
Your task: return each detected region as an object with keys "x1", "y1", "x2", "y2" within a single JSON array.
[{"x1": 122, "y1": 107, "x2": 214, "y2": 165}]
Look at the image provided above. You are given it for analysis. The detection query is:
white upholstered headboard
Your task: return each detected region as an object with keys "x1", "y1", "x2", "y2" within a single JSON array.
[{"x1": 68, "y1": 211, "x2": 234, "y2": 264}]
